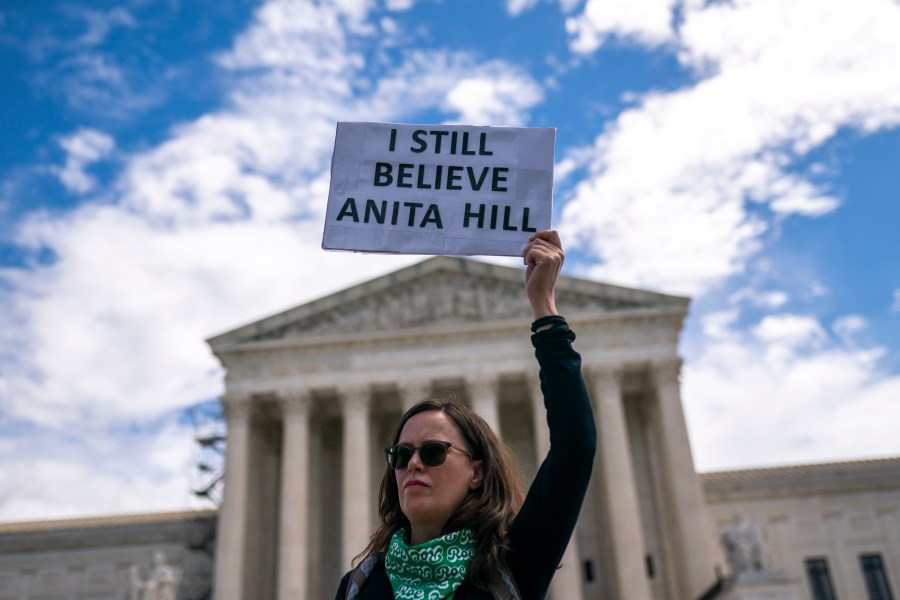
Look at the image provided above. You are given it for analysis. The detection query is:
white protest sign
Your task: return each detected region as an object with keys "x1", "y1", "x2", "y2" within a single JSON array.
[{"x1": 322, "y1": 122, "x2": 555, "y2": 256}]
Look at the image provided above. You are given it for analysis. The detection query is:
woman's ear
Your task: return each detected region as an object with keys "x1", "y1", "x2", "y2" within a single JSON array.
[{"x1": 469, "y1": 460, "x2": 484, "y2": 490}]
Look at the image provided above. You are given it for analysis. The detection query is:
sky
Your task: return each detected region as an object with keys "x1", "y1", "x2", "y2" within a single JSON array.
[{"x1": 1, "y1": 0, "x2": 899, "y2": 523}]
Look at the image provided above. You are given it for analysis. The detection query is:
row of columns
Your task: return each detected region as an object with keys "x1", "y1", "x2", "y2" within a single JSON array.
[
  {"x1": 215, "y1": 359, "x2": 711, "y2": 600},
  {"x1": 587, "y1": 361, "x2": 715, "y2": 600}
]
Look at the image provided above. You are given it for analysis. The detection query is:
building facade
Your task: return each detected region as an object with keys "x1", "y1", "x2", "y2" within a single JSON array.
[
  {"x1": 205, "y1": 256, "x2": 719, "y2": 600},
  {"x1": 0, "y1": 511, "x2": 215, "y2": 600},
  {"x1": 3, "y1": 459, "x2": 898, "y2": 599},
  {"x1": 2, "y1": 257, "x2": 897, "y2": 600},
  {"x1": 704, "y1": 458, "x2": 900, "y2": 600}
]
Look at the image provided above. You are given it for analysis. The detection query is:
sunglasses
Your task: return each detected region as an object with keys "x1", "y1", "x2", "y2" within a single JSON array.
[{"x1": 384, "y1": 440, "x2": 473, "y2": 470}]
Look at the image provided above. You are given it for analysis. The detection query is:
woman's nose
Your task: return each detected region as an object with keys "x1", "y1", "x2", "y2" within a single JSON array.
[{"x1": 406, "y1": 449, "x2": 425, "y2": 470}]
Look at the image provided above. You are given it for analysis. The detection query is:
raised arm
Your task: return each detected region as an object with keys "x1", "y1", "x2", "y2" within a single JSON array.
[{"x1": 506, "y1": 230, "x2": 597, "y2": 599}]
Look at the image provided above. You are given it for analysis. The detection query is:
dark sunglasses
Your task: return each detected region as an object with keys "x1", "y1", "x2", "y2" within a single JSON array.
[{"x1": 384, "y1": 440, "x2": 473, "y2": 470}]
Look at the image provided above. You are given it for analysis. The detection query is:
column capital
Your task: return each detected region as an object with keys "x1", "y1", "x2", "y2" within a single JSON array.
[
  {"x1": 278, "y1": 389, "x2": 312, "y2": 416},
  {"x1": 339, "y1": 384, "x2": 371, "y2": 412},
  {"x1": 651, "y1": 358, "x2": 683, "y2": 385},
  {"x1": 397, "y1": 379, "x2": 431, "y2": 398},
  {"x1": 466, "y1": 374, "x2": 499, "y2": 396},
  {"x1": 467, "y1": 374, "x2": 500, "y2": 433},
  {"x1": 221, "y1": 393, "x2": 252, "y2": 420},
  {"x1": 397, "y1": 380, "x2": 432, "y2": 410},
  {"x1": 586, "y1": 363, "x2": 625, "y2": 385}
]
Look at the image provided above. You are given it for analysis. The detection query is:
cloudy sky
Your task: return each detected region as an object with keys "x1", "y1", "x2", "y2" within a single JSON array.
[{"x1": 1, "y1": 0, "x2": 899, "y2": 522}]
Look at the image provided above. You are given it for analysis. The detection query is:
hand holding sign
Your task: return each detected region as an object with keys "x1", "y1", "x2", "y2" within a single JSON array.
[
  {"x1": 524, "y1": 230, "x2": 563, "y2": 320},
  {"x1": 322, "y1": 122, "x2": 555, "y2": 256}
]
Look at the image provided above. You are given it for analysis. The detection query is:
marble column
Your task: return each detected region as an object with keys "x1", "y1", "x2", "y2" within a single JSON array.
[
  {"x1": 398, "y1": 379, "x2": 432, "y2": 413},
  {"x1": 528, "y1": 376, "x2": 550, "y2": 460},
  {"x1": 591, "y1": 366, "x2": 653, "y2": 600},
  {"x1": 215, "y1": 393, "x2": 253, "y2": 600},
  {"x1": 278, "y1": 390, "x2": 312, "y2": 600},
  {"x1": 17, "y1": 568, "x2": 34, "y2": 600},
  {"x1": 341, "y1": 385, "x2": 373, "y2": 569},
  {"x1": 528, "y1": 376, "x2": 584, "y2": 600},
  {"x1": 468, "y1": 375, "x2": 500, "y2": 434},
  {"x1": 65, "y1": 565, "x2": 82, "y2": 600},
  {"x1": 652, "y1": 359, "x2": 716, "y2": 600}
]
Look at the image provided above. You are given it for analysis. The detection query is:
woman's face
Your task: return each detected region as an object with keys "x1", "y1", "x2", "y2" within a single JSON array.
[{"x1": 395, "y1": 410, "x2": 482, "y2": 544}]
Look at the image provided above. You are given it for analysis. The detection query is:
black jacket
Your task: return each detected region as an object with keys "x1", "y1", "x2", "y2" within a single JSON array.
[{"x1": 335, "y1": 316, "x2": 597, "y2": 600}]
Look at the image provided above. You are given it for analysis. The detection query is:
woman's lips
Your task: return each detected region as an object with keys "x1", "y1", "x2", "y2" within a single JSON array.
[{"x1": 404, "y1": 479, "x2": 428, "y2": 489}]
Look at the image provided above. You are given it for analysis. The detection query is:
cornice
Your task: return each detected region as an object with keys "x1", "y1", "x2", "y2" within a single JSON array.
[
  {"x1": 211, "y1": 305, "x2": 687, "y2": 357},
  {"x1": 0, "y1": 510, "x2": 216, "y2": 554},
  {"x1": 701, "y1": 456, "x2": 900, "y2": 502}
]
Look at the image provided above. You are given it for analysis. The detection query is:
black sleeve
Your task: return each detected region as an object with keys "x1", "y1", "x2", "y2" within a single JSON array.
[
  {"x1": 505, "y1": 316, "x2": 597, "y2": 600},
  {"x1": 335, "y1": 571, "x2": 350, "y2": 600}
]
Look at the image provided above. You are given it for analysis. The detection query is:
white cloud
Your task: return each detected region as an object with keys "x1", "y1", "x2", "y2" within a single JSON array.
[
  {"x1": 52, "y1": 128, "x2": 115, "y2": 194},
  {"x1": 21, "y1": 7, "x2": 167, "y2": 121},
  {"x1": 360, "y1": 51, "x2": 543, "y2": 128},
  {"x1": 729, "y1": 288, "x2": 790, "y2": 309},
  {"x1": 386, "y1": 0, "x2": 415, "y2": 11},
  {"x1": 78, "y1": 8, "x2": 135, "y2": 47},
  {"x1": 443, "y1": 71, "x2": 544, "y2": 126},
  {"x1": 334, "y1": 0, "x2": 377, "y2": 21},
  {"x1": 754, "y1": 291, "x2": 789, "y2": 309},
  {"x1": 769, "y1": 193, "x2": 838, "y2": 217},
  {"x1": 507, "y1": 0, "x2": 539, "y2": 17},
  {"x1": 751, "y1": 313, "x2": 828, "y2": 368},
  {"x1": 0, "y1": 421, "x2": 197, "y2": 521},
  {"x1": 832, "y1": 314, "x2": 867, "y2": 347},
  {"x1": 684, "y1": 313, "x2": 899, "y2": 471},
  {"x1": 753, "y1": 314, "x2": 825, "y2": 346},
  {"x1": 554, "y1": 145, "x2": 595, "y2": 184},
  {"x1": 700, "y1": 309, "x2": 739, "y2": 341},
  {"x1": 559, "y1": 0, "x2": 900, "y2": 296},
  {"x1": 565, "y1": 0, "x2": 677, "y2": 54}
]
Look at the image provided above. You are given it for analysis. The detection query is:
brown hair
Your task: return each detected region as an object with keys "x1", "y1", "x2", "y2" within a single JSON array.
[{"x1": 356, "y1": 394, "x2": 527, "y2": 590}]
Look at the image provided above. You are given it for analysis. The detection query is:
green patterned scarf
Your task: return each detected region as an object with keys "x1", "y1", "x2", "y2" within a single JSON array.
[{"x1": 385, "y1": 528, "x2": 475, "y2": 600}]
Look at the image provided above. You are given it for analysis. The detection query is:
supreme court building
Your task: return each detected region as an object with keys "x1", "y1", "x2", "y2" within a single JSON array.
[
  {"x1": 2, "y1": 256, "x2": 898, "y2": 600},
  {"x1": 206, "y1": 255, "x2": 716, "y2": 600}
]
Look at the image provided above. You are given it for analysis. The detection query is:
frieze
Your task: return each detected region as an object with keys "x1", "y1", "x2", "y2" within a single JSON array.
[
  {"x1": 248, "y1": 271, "x2": 635, "y2": 341},
  {"x1": 0, "y1": 572, "x2": 16, "y2": 596},
  {"x1": 221, "y1": 315, "x2": 683, "y2": 389}
]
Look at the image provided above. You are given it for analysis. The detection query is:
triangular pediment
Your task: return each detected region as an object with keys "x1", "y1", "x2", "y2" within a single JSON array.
[{"x1": 207, "y1": 256, "x2": 688, "y2": 347}]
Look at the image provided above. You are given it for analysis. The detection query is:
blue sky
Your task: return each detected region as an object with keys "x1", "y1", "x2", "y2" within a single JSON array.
[{"x1": 1, "y1": 0, "x2": 899, "y2": 521}]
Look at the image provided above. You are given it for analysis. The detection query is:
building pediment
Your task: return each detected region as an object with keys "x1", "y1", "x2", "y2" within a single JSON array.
[{"x1": 207, "y1": 256, "x2": 688, "y2": 348}]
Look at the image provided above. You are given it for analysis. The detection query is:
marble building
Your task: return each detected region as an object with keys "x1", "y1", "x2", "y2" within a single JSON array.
[
  {"x1": 0, "y1": 511, "x2": 215, "y2": 600},
  {"x1": 1, "y1": 256, "x2": 897, "y2": 600},
  {"x1": 205, "y1": 255, "x2": 718, "y2": 600}
]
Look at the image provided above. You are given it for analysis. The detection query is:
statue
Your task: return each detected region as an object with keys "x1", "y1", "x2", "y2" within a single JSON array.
[
  {"x1": 130, "y1": 550, "x2": 180, "y2": 600},
  {"x1": 720, "y1": 514, "x2": 766, "y2": 575}
]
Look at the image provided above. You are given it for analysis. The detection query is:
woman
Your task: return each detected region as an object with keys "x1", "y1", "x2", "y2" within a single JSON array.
[{"x1": 336, "y1": 230, "x2": 597, "y2": 599}]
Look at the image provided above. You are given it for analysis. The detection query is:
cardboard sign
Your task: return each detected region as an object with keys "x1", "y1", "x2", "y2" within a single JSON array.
[{"x1": 322, "y1": 122, "x2": 555, "y2": 256}]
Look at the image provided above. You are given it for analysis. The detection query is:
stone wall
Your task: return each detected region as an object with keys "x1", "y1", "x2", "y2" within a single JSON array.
[
  {"x1": 702, "y1": 457, "x2": 900, "y2": 600},
  {"x1": 0, "y1": 511, "x2": 215, "y2": 600}
]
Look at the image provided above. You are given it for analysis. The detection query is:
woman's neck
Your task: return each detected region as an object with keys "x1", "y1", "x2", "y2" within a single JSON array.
[{"x1": 409, "y1": 523, "x2": 442, "y2": 546}]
